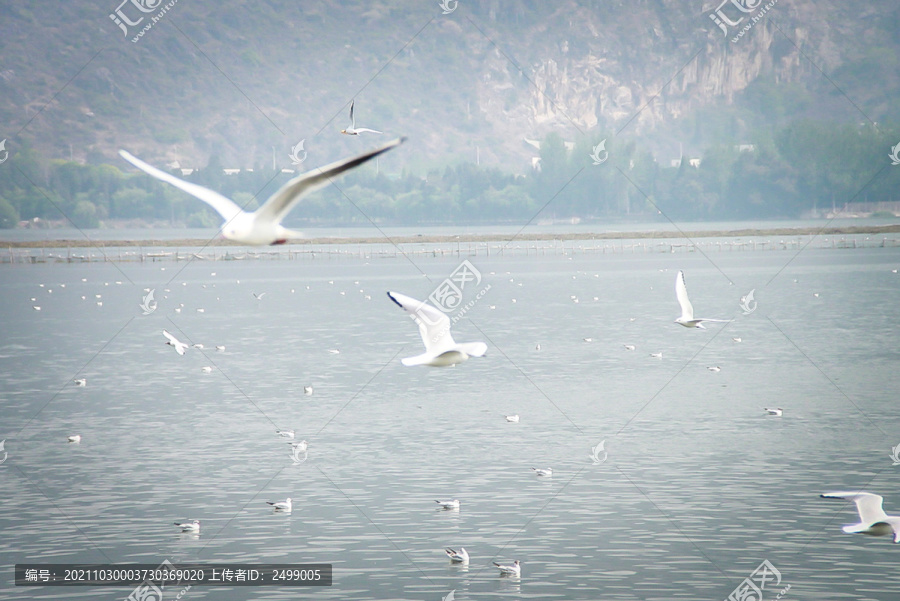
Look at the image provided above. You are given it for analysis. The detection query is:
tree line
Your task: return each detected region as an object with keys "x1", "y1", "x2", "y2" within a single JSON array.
[{"x1": 0, "y1": 119, "x2": 898, "y2": 230}]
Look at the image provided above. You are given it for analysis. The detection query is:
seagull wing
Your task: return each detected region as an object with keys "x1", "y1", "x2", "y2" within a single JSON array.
[
  {"x1": 353, "y1": 127, "x2": 383, "y2": 135},
  {"x1": 822, "y1": 491, "x2": 889, "y2": 523},
  {"x1": 119, "y1": 150, "x2": 243, "y2": 222},
  {"x1": 255, "y1": 137, "x2": 405, "y2": 224},
  {"x1": 675, "y1": 270, "x2": 694, "y2": 321},
  {"x1": 387, "y1": 291, "x2": 455, "y2": 353},
  {"x1": 163, "y1": 329, "x2": 180, "y2": 345},
  {"x1": 348, "y1": 99, "x2": 356, "y2": 129}
]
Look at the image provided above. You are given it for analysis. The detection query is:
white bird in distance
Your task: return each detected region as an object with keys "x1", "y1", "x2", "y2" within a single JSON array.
[
  {"x1": 674, "y1": 270, "x2": 732, "y2": 329},
  {"x1": 119, "y1": 138, "x2": 404, "y2": 245},
  {"x1": 163, "y1": 330, "x2": 188, "y2": 355},
  {"x1": 386, "y1": 291, "x2": 487, "y2": 367},
  {"x1": 821, "y1": 491, "x2": 900, "y2": 542},
  {"x1": 340, "y1": 100, "x2": 382, "y2": 136}
]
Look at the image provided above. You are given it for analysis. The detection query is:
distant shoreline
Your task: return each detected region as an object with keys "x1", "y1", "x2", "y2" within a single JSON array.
[{"x1": 3, "y1": 224, "x2": 900, "y2": 248}]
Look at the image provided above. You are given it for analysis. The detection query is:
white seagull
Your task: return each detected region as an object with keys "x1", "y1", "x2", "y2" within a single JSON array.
[
  {"x1": 119, "y1": 138, "x2": 403, "y2": 245},
  {"x1": 707, "y1": 366, "x2": 721, "y2": 372},
  {"x1": 340, "y1": 100, "x2": 382, "y2": 136},
  {"x1": 445, "y1": 547, "x2": 469, "y2": 563},
  {"x1": 174, "y1": 520, "x2": 200, "y2": 533},
  {"x1": 163, "y1": 330, "x2": 188, "y2": 355},
  {"x1": 624, "y1": 345, "x2": 636, "y2": 351},
  {"x1": 674, "y1": 270, "x2": 732, "y2": 329},
  {"x1": 289, "y1": 440, "x2": 308, "y2": 453},
  {"x1": 493, "y1": 560, "x2": 521, "y2": 576},
  {"x1": 201, "y1": 366, "x2": 213, "y2": 374},
  {"x1": 435, "y1": 499, "x2": 460, "y2": 510},
  {"x1": 267, "y1": 497, "x2": 293, "y2": 511},
  {"x1": 505, "y1": 414, "x2": 520, "y2": 423},
  {"x1": 387, "y1": 291, "x2": 487, "y2": 367},
  {"x1": 304, "y1": 385, "x2": 313, "y2": 395},
  {"x1": 73, "y1": 378, "x2": 87, "y2": 387},
  {"x1": 821, "y1": 491, "x2": 900, "y2": 542},
  {"x1": 532, "y1": 467, "x2": 553, "y2": 477},
  {"x1": 67, "y1": 434, "x2": 81, "y2": 443},
  {"x1": 276, "y1": 429, "x2": 295, "y2": 439},
  {"x1": 764, "y1": 407, "x2": 783, "y2": 416}
]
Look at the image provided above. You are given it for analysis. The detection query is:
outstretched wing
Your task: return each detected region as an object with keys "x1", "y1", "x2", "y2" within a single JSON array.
[
  {"x1": 387, "y1": 291, "x2": 455, "y2": 354},
  {"x1": 119, "y1": 151, "x2": 243, "y2": 222},
  {"x1": 675, "y1": 270, "x2": 694, "y2": 321},
  {"x1": 821, "y1": 491, "x2": 889, "y2": 523},
  {"x1": 352, "y1": 128, "x2": 383, "y2": 135},
  {"x1": 256, "y1": 137, "x2": 405, "y2": 224},
  {"x1": 348, "y1": 99, "x2": 356, "y2": 129}
]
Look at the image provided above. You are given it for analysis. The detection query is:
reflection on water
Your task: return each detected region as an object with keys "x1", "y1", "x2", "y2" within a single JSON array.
[{"x1": 1, "y1": 247, "x2": 899, "y2": 599}]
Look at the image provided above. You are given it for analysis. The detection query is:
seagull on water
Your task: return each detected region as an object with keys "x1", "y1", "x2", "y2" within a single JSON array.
[
  {"x1": 163, "y1": 330, "x2": 188, "y2": 355},
  {"x1": 201, "y1": 366, "x2": 213, "y2": 374},
  {"x1": 276, "y1": 429, "x2": 295, "y2": 439},
  {"x1": 289, "y1": 440, "x2": 308, "y2": 453},
  {"x1": 707, "y1": 366, "x2": 721, "y2": 372},
  {"x1": 532, "y1": 467, "x2": 552, "y2": 477},
  {"x1": 764, "y1": 407, "x2": 783, "y2": 416},
  {"x1": 821, "y1": 491, "x2": 900, "y2": 542},
  {"x1": 119, "y1": 139, "x2": 403, "y2": 245},
  {"x1": 267, "y1": 497, "x2": 292, "y2": 511},
  {"x1": 436, "y1": 499, "x2": 460, "y2": 510},
  {"x1": 674, "y1": 270, "x2": 732, "y2": 329},
  {"x1": 493, "y1": 560, "x2": 521, "y2": 576},
  {"x1": 624, "y1": 344, "x2": 635, "y2": 351},
  {"x1": 505, "y1": 414, "x2": 520, "y2": 423},
  {"x1": 340, "y1": 100, "x2": 382, "y2": 136},
  {"x1": 67, "y1": 434, "x2": 81, "y2": 443},
  {"x1": 304, "y1": 385, "x2": 313, "y2": 395},
  {"x1": 445, "y1": 547, "x2": 469, "y2": 563},
  {"x1": 174, "y1": 520, "x2": 200, "y2": 532},
  {"x1": 387, "y1": 291, "x2": 487, "y2": 367},
  {"x1": 650, "y1": 352, "x2": 663, "y2": 359},
  {"x1": 73, "y1": 378, "x2": 86, "y2": 387}
]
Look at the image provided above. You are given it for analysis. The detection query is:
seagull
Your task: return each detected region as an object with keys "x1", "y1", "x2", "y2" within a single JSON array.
[
  {"x1": 119, "y1": 138, "x2": 403, "y2": 245},
  {"x1": 732, "y1": 337, "x2": 742, "y2": 343},
  {"x1": 267, "y1": 497, "x2": 292, "y2": 511},
  {"x1": 327, "y1": 349, "x2": 340, "y2": 354},
  {"x1": 821, "y1": 492, "x2": 900, "y2": 542},
  {"x1": 505, "y1": 414, "x2": 520, "y2": 423},
  {"x1": 532, "y1": 467, "x2": 553, "y2": 477},
  {"x1": 304, "y1": 385, "x2": 313, "y2": 395},
  {"x1": 535, "y1": 343, "x2": 541, "y2": 350},
  {"x1": 192, "y1": 343, "x2": 204, "y2": 349},
  {"x1": 174, "y1": 520, "x2": 200, "y2": 533},
  {"x1": 215, "y1": 345, "x2": 225, "y2": 352},
  {"x1": 445, "y1": 548, "x2": 469, "y2": 563},
  {"x1": 289, "y1": 440, "x2": 308, "y2": 453},
  {"x1": 624, "y1": 344, "x2": 635, "y2": 351},
  {"x1": 340, "y1": 100, "x2": 382, "y2": 135},
  {"x1": 583, "y1": 337, "x2": 593, "y2": 342},
  {"x1": 253, "y1": 292, "x2": 266, "y2": 300},
  {"x1": 764, "y1": 407, "x2": 783, "y2": 416},
  {"x1": 276, "y1": 429, "x2": 295, "y2": 439},
  {"x1": 201, "y1": 366, "x2": 213, "y2": 374},
  {"x1": 73, "y1": 378, "x2": 87, "y2": 387},
  {"x1": 387, "y1": 291, "x2": 487, "y2": 367},
  {"x1": 674, "y1": 270, "x2": 732, "y2": 329},
  {"x1": 435, "y1": 499, "x2": 460, "y2": 510},
  {"x1": 493, "y1": 560, "x2": 521, "y2": 576},
  {"x1": 650, "y1": 352, "x2": 663, "y2": 359},
  {"x1": 163, "y1": 330, "x2": 188, "y2": 355},
  {"x1": 707, "y1": 366, "x2": 721, "y2": 372},
  {"x1": 67, "y1": 434, "x2": 81, "y2": 443}
]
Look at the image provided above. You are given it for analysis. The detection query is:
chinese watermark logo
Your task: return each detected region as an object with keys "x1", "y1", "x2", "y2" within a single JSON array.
[
  {"x1": 290, "y1": 442, "x2": 309, "y2": 465},
  {"x1": 590, "y1": 440, "x2": 607, "y2": 464},
  {"x1": 589, "y1": 139, "x2": 608, "y2": 165},
  {"x1": 709, "y1": 0, "x2": 778, "y2": 44},
  {"x1": 726, "y1": 559, "x2": 789, "y2": 601},
  {"x1": 289, "y1": 140, "x2": 307, "y2": 166},
  {"x1": 0, "y1": 139, "x2": 8, "y2": 164},
  {"x1": 740, "y1": 289, "x2": 757, "y2": 315},
  {"x1": 110, "y1": 0, "x2": 179, "y2": 43},
  {"x1": 126, "y1": 559, "x2": 178, "y2": 601},
  {"x1": 439, "y1": 0, "x2": 458, "y2": 15},
  {"x1": 429, "y1": 260, "x2": 481, "y2": 314},
  {"x1": 889, "y1": 142, "x2": 900, "y2": 166},
  {"x1": 891, "y1": 443, "x2": 900, "y2": 466},
  {"x1": 140, "y1": 289, "x2": 158, "y2": 315}
]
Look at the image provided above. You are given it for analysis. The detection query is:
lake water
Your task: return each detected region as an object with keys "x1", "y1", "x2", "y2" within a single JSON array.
[{"x1": 1, "y1": 238, "x2": 899, "y2": 600}]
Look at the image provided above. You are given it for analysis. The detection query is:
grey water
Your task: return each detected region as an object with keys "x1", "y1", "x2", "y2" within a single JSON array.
[{"x1": 1, "y1": 241, "x2": 899, "y2": 600}]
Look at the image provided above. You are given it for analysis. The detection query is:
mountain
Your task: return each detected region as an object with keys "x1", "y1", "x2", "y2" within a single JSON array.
[{"x1": 2, "y1": 0, "x2": 899, "y2": 173}]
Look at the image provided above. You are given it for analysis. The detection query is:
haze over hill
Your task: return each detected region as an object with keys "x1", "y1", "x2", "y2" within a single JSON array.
[{"x1": 0, "y1": 1, "x2": 899, "y2": 228}]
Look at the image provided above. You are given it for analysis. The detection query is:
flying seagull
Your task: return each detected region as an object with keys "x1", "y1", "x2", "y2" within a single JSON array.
[
  {"x1": 340, "y1": 100, "x2": 382, "y2": 136},
  {"x1": 387, "y1": 291, "x2": 487, "y2": 367},
  {"x1": 674, "y1": 270, "x2": 732, "y2": 329},
  {"x1": 821, "y1": 491, "x2": 900, "y2": 542},
  {"x1": 163, "y1": 330, "x2": 188, "y2": 355},
  {"x1": 119, "y1": 138, "x2": 403, "y2": 245}
]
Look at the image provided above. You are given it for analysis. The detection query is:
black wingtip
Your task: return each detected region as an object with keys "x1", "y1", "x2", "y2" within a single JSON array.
[{"x1": 387, "y1": 291, "x2": 403, "y2": 309}]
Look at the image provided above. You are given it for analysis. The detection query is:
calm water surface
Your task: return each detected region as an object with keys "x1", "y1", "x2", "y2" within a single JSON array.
[{"x1": 1, "y1": 244, "x2": 899, "y2": 600}]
